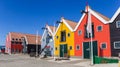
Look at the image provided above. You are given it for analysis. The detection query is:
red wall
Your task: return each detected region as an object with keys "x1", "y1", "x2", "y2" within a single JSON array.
[
  {"x1": 74, "y1": 14, "x2": 111, "y2": 57},
  {"x1": 5, "y1": 33, "x2": 23, "y2": 54}
]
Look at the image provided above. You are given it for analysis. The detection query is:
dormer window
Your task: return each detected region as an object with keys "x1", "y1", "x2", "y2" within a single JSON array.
[{"x1": 116, "y1": 21, "x2": 120, "y2": 28}]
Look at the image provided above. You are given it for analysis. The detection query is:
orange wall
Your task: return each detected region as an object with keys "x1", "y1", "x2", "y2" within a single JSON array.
[{"x1": 74, "y1": 14, "x2": 111, "y2": 57}]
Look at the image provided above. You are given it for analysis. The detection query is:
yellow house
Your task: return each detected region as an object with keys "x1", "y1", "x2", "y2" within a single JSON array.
[{"x1": 54, "y1": 17, "x2": 77, "y2": 57}]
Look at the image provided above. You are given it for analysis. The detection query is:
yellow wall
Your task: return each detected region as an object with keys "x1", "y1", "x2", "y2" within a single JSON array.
[{"x1": 54, "y1": 22, "x2": 75, "y2": 57}]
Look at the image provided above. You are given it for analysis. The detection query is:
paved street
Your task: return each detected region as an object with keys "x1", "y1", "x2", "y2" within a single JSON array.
[{"x1": 0, "y1": 54, "x2": 118, "y2": 67}]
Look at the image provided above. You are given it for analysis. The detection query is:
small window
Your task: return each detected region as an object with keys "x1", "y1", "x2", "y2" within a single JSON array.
[
  {"x1": 16, "y1": 38, "x2": 18, "y2": 41},
  {"x1": 70, "y1": 46, "x2": 72, "y2": 50},
  {"x1": 97, "y1": 26, "x2": 102, "y2": 32},
  {"x1": 19, "y1": 39, "x2": 21, "y2": 41},
  {"x1": 78, "y1": 30, "x2": 82, "y2": 35},
  {"x1": 12, "y1": 38, "x2": 14, "y2": 40},
  {"x1": 68, "y1": 33, "x2": 70, "y2": 37},
  {"x1": 116, "y1": 21, "x2": 120, "y2": 28},
  {"x1": 101, "y1": 43, "x2": 107, "y2": 49},
  {"x1": 114, "y1": 41, "x2": 120, "y2": 49},
  {"x1": 76, "y1": 45, "x2": 80, "y2": 50},
  {"x1": 56, "y1": 36, "x2": 58, "y2": 39},
  {"x1": 55, "y1": 47, "x2": 57, "y2": 50}
]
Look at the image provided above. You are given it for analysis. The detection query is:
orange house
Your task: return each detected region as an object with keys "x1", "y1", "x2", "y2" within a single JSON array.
[{"x1": 74, "y1": 6, "x2": 111, "y2": 58}]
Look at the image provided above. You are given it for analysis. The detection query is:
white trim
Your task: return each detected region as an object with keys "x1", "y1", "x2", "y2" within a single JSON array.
[
  {"x1": 24, "y1": 36, "x2": 28, "y2": 44},
  {"x1": 114, "y1": 41, "x2": 120, "y2": 49},
  {"x1": 9, "y1": 32, "x2": 12, "y2": 41},
  {"x1": 116, "y1": 21, "x2": 120, "y2": 28},
  {"x1": 74, "y1": 7, "x2": 109, "y2": 31},
  {"x1": 82, "y1": 42, "x2": 84, "y2": 59},
  {"x1": 46, "y1": 25, "x2": 54, "y2": 36},
  {"x1": 76, "y1": 44, "x2": 80, "y2": 50},
  {"x1": 62, "y1": 18, "x2": 73, "y2": 31},
  {"x1": 78, "y1": 30, "x2": 82, "y2": 36},
  {"x1": 40, "y1": 29, "x2": 47, "y2": 41},
  {"x1": 54, "y1": 23, "x2": 61, "y2": 37},
  {"x1": 54, "y1": 18, "x2": 75, "y2": 37},
  {"x1": 97, "y1": 25, "x2": 103, "y2": 32},
  {"x1": 109, "y1": 7, "x2": 120, "y2": 23},
  {"x1": 100, "y1": 42, "x2": 107, "y2": 49}
]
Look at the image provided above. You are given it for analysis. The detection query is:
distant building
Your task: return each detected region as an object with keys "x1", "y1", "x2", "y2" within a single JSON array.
[
  {"x1": 5, "y1": 32, "x2": 41, "y2": 54},
  {"x1": 41, "y1": 24, "x2": 56, "y2": 56}
]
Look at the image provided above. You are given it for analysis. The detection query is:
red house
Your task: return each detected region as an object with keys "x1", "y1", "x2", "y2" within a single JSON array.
[
  {"x1": 6, "y1": 32, "x2": 24, "y2": 54},
  {"x1": 74, "y1": 6, "x2": 111, "y2": 58},
  {"x1": 5, "y1": 32, "x2": 41, "y2": 54}
]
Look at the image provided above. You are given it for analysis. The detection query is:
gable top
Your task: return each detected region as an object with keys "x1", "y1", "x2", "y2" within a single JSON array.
[
  {"x1": 109, "y1": 7, "x2": 120, "y2": 23},
  {"x1": 9, "y1": 32, "x2": 41, "y2": 45},
  {"x1": 46, "y1": 25, "x2": 57, "y2": 36},
  {"x1": 54, "y1": 17, "x2": 77, "y2": 36},
  {"x1": 61, "y1": 17, "x2": 77, "y2": 31},
  {"x1": 74, "y1": 6, "x2": 110, "y2": 31},
  {"x1": 41, "y1": 24, "x2": 56, "y2": 41}
]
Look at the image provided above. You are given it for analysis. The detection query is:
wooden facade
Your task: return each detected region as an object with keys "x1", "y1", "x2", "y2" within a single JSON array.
[{"x1": 109, "y1": 8, "x2": 120, "y2": 57}]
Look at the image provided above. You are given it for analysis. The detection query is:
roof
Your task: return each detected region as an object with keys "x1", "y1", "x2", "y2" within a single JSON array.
[
  {"x1": 54, "y1": 17, "x2": 77, "y2": 36},
  {"x1": 25, "y1": 34, "x2": 41, "y2": 45},
  {"x1": 41, "y1": 24, "x2": 56, "y2": 41},
  {"x1": 9, "y1": 32, "x2": 41, "y2": 45},
  {"x1": 74, "y1": 6, "x2": 110, "y2": 31},
  {"x1": 109, "y1": 7, "x2": 120, "y2": 22},
  {"x1": 63, "y1": 19, "x2": 78, "y2": 30}
]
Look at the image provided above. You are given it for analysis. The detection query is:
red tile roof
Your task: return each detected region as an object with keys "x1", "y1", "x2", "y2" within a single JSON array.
[
  {"x1": 9, "y1": 32, "x2": 41, "y2": 45},
  {"x1": 64, "y1": 19, "x2": 78, "y2": 30}
]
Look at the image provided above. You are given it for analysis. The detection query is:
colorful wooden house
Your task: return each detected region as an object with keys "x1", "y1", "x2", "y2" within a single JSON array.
[
  {"x1": 5, "y1": 32, "x2": 41, "y2": 54},
  {"x1": 74, "y1": 6, "x2": 111, "y2": 59},
  {"x1": 54, "y1": 17, "x2": 77, "y2": 57},
  {"x1": 41, "y1": 24, "x2": 56, "y2": 56},
  {"x1": 109, "y1": 7, "x2": 120, "y2": 57}
]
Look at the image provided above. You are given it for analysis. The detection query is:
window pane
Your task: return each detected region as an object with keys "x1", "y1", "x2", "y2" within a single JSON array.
[
  {"x1": 97, "y1": 26, "x2": 102, "y2": 31},
  {"x1": 101, "y1": 43, "x2": 106, "y2": 49},
  {"x1": 114, "y1": 42, "x2": 120, "y2": 49}
]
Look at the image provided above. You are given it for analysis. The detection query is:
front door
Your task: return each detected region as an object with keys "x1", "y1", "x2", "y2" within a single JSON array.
[
  {"x1": 83, "y1": 41, "x2": 98, "y2": 59},
  {"x1": 60, "y1": 44, "x2": 67, "y2": 57}
]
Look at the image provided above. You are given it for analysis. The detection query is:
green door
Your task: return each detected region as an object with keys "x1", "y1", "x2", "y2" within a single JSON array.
[
  {"x1": 83, "y1": 41, "x2": 98, "y2": 59},
  {"x1": 83, "y1": 42, "x2": 90, "y2": 59},
  {"x1": 60, "y1": 44, "x2": 67, "y2": 57}
]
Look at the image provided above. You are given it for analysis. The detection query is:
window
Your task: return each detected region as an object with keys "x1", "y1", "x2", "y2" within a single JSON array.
[
  {"x1": 55, "y1": 47, "x2": 57, "y2": 50},
  {"x1": 76, "y1": 45, "x2": 80, "y2": 50},
  {"x1": 19, "y1": 39, "x2": 21, "y2": 41},
  {"x1": 12, "y1": 38, "x2": 14, "y2": 40},
  {"x1": 114, "y1": 41, "x2": 120, "y2": 49},
  {"x1": 101, "y1": 43, "x2": 107, "y2": 49},
  {"x1": 116, "y1": 21, "x2": 120, "y2": 28},
  {"x1": 97, "y1": 26, "x2": 102, "y2": 32},
  {"x1": 84, "y1": 23, "x2": 94, "y2": 38},
  {"x1": 16, "y1": 38, "x2": 18, "y2": 41},
  {"x1": 68, "y1": 33, "x2": 70, "y2": 37},
  {"x1": 78, "y1": 30, "x2": 82, "y2": 35},
  {"x1": 60, "y1": 31, "x2": 66, "y2": 42},
  {"x1": 70, "y1": 46, "x2": 72, "y2": 50},
  {"x1": 56, "y1": 36, "x2": 58, "y2": 39}
]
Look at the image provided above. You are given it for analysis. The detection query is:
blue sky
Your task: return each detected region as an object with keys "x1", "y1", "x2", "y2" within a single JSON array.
[{"x1": 0, "y1": 0, "x2": 120, "y2": 46}]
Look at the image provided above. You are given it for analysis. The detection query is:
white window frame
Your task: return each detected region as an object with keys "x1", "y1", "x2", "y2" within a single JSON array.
[
  {"x1": 97, "y1": 25, "x2": 103, "y2": 32},
  {"x1": 116, "y1": 21, "x2": 120, "y2": 28},
  {"x1": 101, "y1": 42, "x2": 107, "y2": 49},
  {"x1": 114, "y1": 41, "x2": 120, "y2": 49},
  {"x1": 76, "y1": 45, "x2": 80, "y2": 50},
  {"x1": 78, "y1": 30, "x2": 82, "y2": 35}
]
